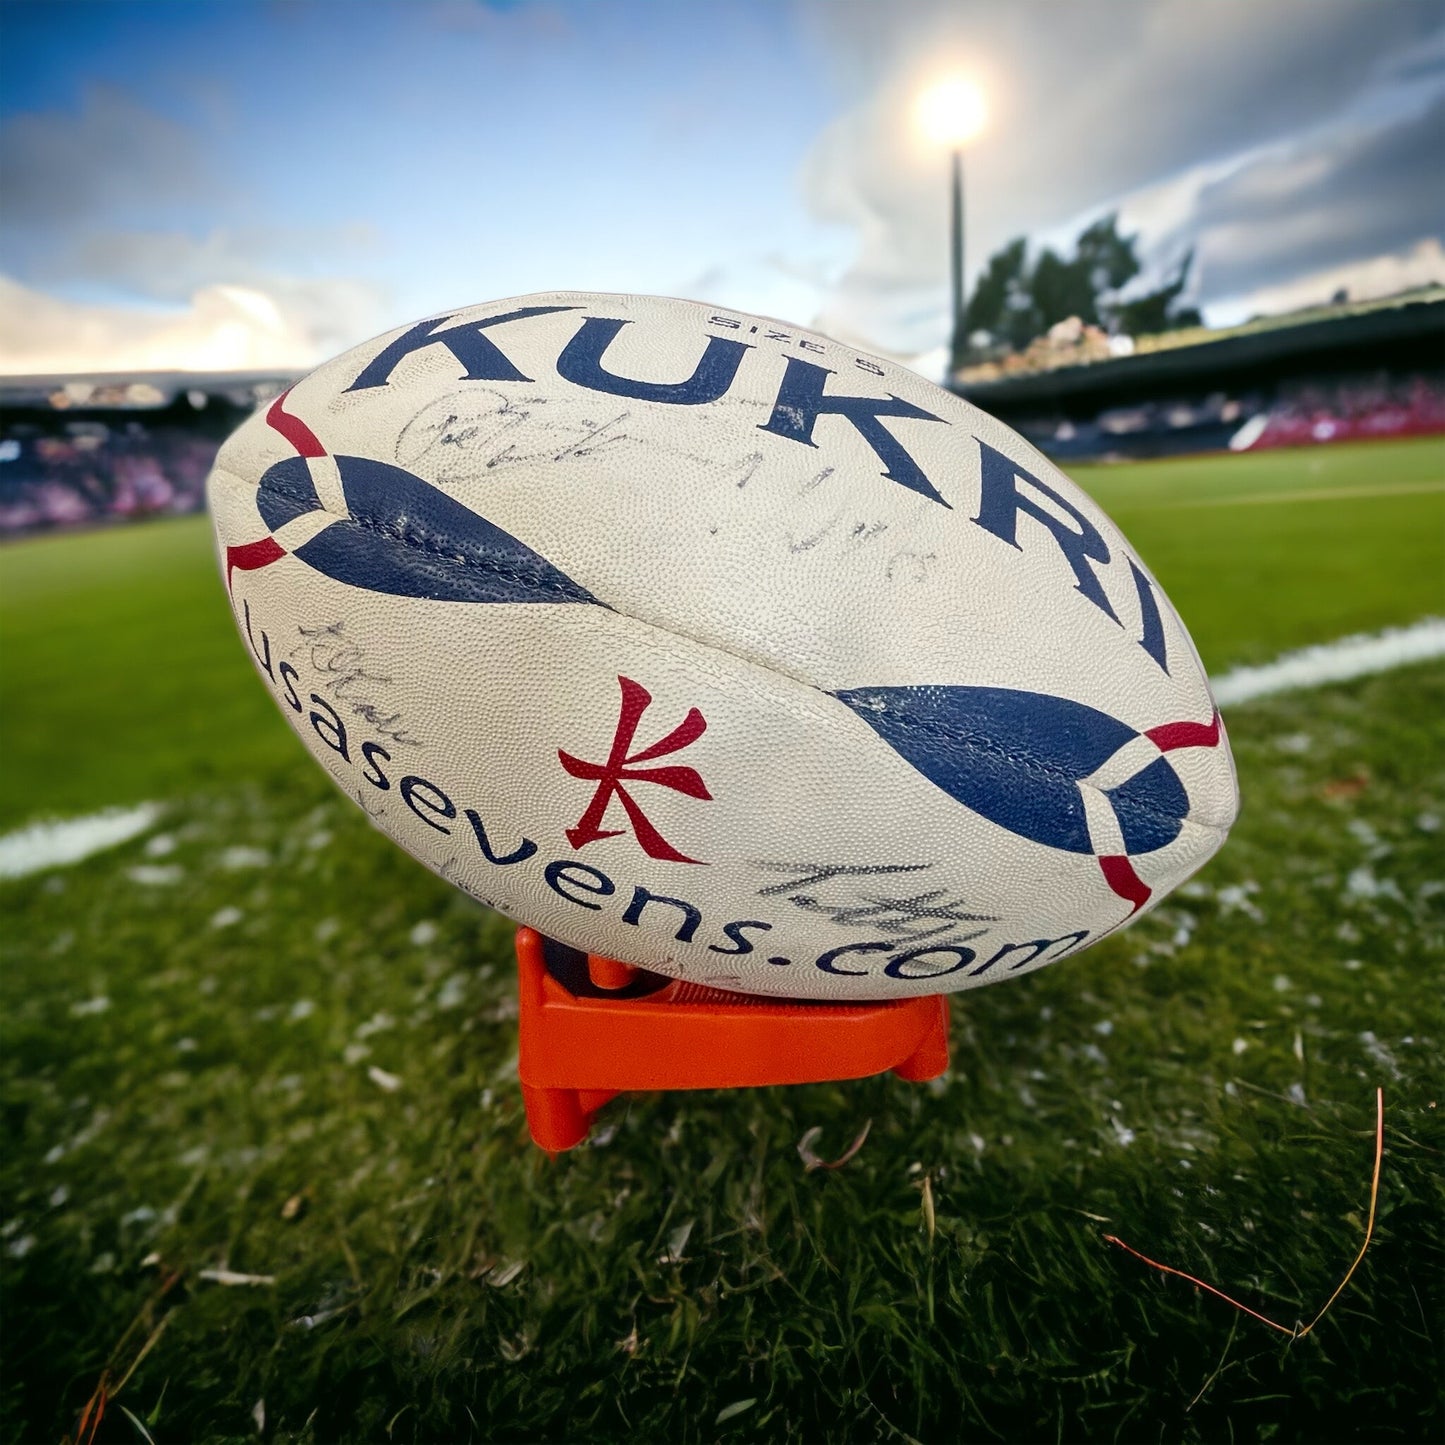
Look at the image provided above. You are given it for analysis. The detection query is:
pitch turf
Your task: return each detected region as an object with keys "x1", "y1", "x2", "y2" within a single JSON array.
[{"x1": 1, "y1": 436, "x2": 1442, "y2": 1443}]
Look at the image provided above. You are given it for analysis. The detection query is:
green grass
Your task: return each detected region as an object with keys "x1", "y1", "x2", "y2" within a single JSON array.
[
  {"x1": 1073, "y1": 437, "x2": 1445, "y2": 667},
  {"x1": 1, "y1": 438, "x2": 1440, "y2": 830},
  {"x1": 0, "y1": 520, "x2": 294, "y2": 830},
  {"x1": 1, "y1": 437, "x2": 1443, "y2": 1443}
]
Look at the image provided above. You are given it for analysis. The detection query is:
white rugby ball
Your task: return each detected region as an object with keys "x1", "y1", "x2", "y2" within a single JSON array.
[{"x1": 209, "y1": 292, "x2": 1237, "y2": 1000}]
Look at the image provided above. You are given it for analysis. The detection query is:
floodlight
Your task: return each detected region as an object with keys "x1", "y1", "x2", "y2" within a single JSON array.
[{"x1": 916, "y1": 76, "x2": 987, "y2": 148}]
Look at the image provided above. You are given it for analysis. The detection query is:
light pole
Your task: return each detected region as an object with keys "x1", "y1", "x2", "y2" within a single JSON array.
[
  {"x1": 916, "y1": 77, "x2": 986, "y2": 375},
  {"x1": 950, "y1": 147, "x2": 966, "y2": 371}
]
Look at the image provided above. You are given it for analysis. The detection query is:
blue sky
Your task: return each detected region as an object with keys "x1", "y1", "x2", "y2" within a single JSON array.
[{"x1": 2, "y1": 0, "x2": 1441, "y2": 375}]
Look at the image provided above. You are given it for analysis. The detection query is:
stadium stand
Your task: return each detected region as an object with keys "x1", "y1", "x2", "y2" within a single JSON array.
[
  {"x1": 953, "y1": 291, "x2": 1445, "y2": 463},
  {"x1": 0, "y1": 372, "x2": 293, "y2": 537}
]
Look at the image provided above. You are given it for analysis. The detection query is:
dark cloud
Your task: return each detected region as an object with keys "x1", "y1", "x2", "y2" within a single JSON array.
[
  {"x1": 799, "y1": 0, "x2": 1445, "y2": 350},
  {"x1": 1194, "y1": 94, "x2": 1445, "y2": 299},
  {"x1": 0, "y1": 85, "x2": 214, "y2": 229},
  {"x1": 805, "y1": 0, "x2": 1442, "y2": 206},
  {"x1": 1378, "y1": 27, "x2": 1445, "y2": 84},
  {"x1": 1064, "y1": 4, "x2": 1441, "y2": 206}
]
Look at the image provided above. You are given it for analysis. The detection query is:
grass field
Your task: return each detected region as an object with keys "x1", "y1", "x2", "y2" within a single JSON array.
[{"x1": 1, "y1": 436, "x2": 1443, "y2": 1443}]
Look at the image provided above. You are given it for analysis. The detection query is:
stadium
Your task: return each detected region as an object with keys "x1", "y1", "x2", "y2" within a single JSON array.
[{"x1": 2, "y1": 5, "x2": 1442, "y2": 1444}]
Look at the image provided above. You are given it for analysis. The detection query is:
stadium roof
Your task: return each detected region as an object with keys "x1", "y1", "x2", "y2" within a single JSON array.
[{"x1": 0, "y1": 369, "x2": 300, "y2": 412}]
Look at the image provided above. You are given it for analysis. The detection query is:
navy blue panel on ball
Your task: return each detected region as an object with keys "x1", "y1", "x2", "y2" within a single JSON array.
[
  {"x1": 831, "y1": 684, "x2": 1141, "y2": 854},
  {"x1": 257, "y1": 457, "x2": 321, "y2": 531},
  {"x1": 1105, "y1": 756, "x2": 1187, "y2": 855},
  {"x1": 292, "y1": 455, "x2": 600, "y2": 606}
]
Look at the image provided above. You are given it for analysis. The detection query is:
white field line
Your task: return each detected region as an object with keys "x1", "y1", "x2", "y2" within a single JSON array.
[
  {"x1": 0, "y1": 803, "x2": 161, "y2": 880},
  {"x1": 1161, "y1": 479, "x2": 1444, "y2": 510},
  {"x1": 1214, "y1": 618, "x2": 1445, "y2": 707},
  {"x1": 0, "y1": 624, "x2": 1440, "y2": 878}
]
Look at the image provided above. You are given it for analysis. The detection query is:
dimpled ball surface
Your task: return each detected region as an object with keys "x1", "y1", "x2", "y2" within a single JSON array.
[{"x1": 208, "y1": 292, "x2": 1237, "y2": 1000}]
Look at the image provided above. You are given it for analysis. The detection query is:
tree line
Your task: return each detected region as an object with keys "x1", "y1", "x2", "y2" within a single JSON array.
[{"x1": 960, "y1": 213, "x2": 1201, "y2": 361}]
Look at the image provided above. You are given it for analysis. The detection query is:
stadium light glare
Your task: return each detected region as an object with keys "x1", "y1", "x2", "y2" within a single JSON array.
[
  {"x1": 915, "y1": 75, "x2": 987, "y2": 374},
  {"x1": 915, "y1": 76, "x2": 987, "y2": 149}
]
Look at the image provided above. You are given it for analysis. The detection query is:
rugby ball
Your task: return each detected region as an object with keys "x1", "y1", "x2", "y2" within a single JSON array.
[{"x1": 208, "y1": 292, "x2": 1237, "y2": 1000}]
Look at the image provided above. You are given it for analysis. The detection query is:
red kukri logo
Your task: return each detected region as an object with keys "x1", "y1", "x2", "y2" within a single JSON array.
[{"x1": 559, "y1": 676, "x2": 712, "y2": 865}]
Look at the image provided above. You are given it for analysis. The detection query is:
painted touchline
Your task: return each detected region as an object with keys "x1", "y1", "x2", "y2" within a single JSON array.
[
  {"x1": 1212, "y1": 618, "x2": 1445, "y2": 707},
  {"x1": 0, "y1": 620, "x2": 1440, "y2": 879},
  {"x1": 0, "y1": 803, "x2": 162, "y2": 881}
]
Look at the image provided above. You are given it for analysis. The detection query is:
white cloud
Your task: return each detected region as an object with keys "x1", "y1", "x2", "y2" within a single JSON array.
[
  {"x1": 23, "y1": 224, "x2": 391, "y2": 364},
  {"x1": 59, "y1": 224, "x2": 380, "y2": 303},
  {"x1": 0, "y1": 275, "x2": 332, "y2": 374},
  {"x1": 1206, "y1": 236, "x2": 1445, "y2": 327},
  {"x1": 1, "y1": 82, "x2": 388, "y2": 373},
  {"x1": 73, "y1": 237, "x2": 389, "y2": 363},
  {"x1": 674, "y1": 252, "x2": 843, "y2": 336}
]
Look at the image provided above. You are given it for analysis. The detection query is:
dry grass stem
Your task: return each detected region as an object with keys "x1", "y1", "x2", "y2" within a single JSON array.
[
  {"x1": 797, "y1": 1119, "x2": 872, "y2": 1172},
  {"x1": 1106, "y1": 1088, "x2": 1385, "y2": 1339},
  {"x1": 197, "y1": 1268, "x2": 277, "y2": 1287},
  {"x1": 1298, "y1": 1086, "x2": 1386, "y2": 1337},
  {"x1": 68, "y1": 1270, "x2": 183, "y2": 1445}
]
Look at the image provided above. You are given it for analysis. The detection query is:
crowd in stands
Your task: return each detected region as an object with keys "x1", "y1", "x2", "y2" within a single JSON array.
[
  {"x1": 0, "y1": 419, "x2": 221, "y2": 535},
  {"x1": 1246, "y1": 372, "x2": 1445, "y2": 450},
  {"x1": 0, "y1": 378, "x2": 285, "y2": 538},
  {"x1": 1009, "y1": 368, "x2": 1445, "y2": 464},
  {"x1": 1, "y1": 360, "x2": 1441, "y2": 538}
]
